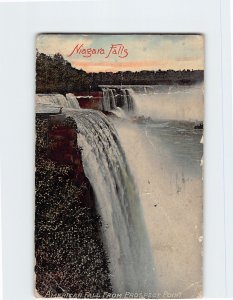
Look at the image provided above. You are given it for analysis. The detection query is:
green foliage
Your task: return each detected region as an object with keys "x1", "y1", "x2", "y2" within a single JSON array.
[
  {"x1": 36, "y1": 51, "x2": 204, "y2": 94},
  {"x1": 36, "y1": 51, "x2": 90, "y2": 94}
]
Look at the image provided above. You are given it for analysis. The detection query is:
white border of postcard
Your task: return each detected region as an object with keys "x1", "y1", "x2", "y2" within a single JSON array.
[{"x1": 0, "y1": 0, "x2": 232, "y2": 299}]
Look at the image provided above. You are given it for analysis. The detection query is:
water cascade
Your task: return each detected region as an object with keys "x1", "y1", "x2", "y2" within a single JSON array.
[
  {"x1": 101, "y1": 88, "x2": 135, "y2": 116},
  {"x1": 68, "y1": 109, "x2": 156, "y2": 293},
  {"x1": 102, "y1": 88, "x2": 117, "y2": 111},
  {"x1": 36, "y1": 93, "x2": 80, "y2": 109},
  {"x1": 65, "y1": 93, "x2": 81, "y2": 109},
  {"x1": 35, "y1": 86, "x2": 203, "y2": 296}
]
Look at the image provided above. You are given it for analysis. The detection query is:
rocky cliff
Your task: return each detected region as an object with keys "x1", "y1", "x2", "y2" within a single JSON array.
[{"x1": 35, "y1": 113, "x2": 112, "y2": 298}]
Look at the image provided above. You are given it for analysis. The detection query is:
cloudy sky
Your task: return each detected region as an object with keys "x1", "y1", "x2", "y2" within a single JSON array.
[{"x1": 37, "y1": 34, "x2": 204, "y2": 73}]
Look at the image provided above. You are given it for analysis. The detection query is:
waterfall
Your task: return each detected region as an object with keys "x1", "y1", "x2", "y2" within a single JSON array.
[
  {"x1": 65, "y1": 93, "x2": 80, "y2": 109},
  {"x1": 109, "y1": 89, "x2": 117, "y2": 109},
  {"x1": 122, "y1": 89, "x2": 128, "y2": 111},
  {"x1": 102, "y1": 89, "x2": 112, "y2": 111},
  {"x1": 125, "y1": 89, "x2": 135, "y2": 111},
  {"x1": 100, "y1": 84, "x2": 203, "y2": 121},
  {"x1": 68, "y1": 110, "x2": 156, "y2": 294},
  {"x1": 102, "y1": 88, "x2": 118, "y2": 111},
  {"x1": 35, "y1": 85, "x2": 203, "y2": 296},
  {"x1": 36, "y1": 93, "x2": 80, "y2": 109},
  {"x1": 101, "y1": 88, "x2": 135, "y2": 116}
]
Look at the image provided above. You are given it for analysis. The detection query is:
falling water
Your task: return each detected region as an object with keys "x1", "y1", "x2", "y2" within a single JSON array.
[
  {"x1": 102, "y1": 88, "x2": 118, "y2": 111},
  {"x1": 98, "y1": 85, "x2": 203, "y2": 296},
  {"x1": 65, "y1": 93, "x2": 81, "y2": 109},
  {"x1": 122, "y1": 89, "x2": 129, "y2": 111},
  {"x1": 101, "y1": 88, "x2": 135, "y2": 116},
  {"x1": 102, "y1": 88, "x2": 113, "y2": 111},
  {"x1": 68, "y1": 109, "x2": 156, "y2": 294},
  {"x1": 125, "y1": 89, "x2": 135, "y2": 111},
  {"x1": 35, "y1": 87, "x2": 203, "y2": 297},
  {"x1": 36, "y1": 93, "x2": 156, "y2": 292},
  {"x1": 36, "y1": 93, "x2": 80, "y2": 109}
]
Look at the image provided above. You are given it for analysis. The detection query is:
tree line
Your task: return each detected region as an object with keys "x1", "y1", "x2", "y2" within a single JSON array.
[{"x1": 36, "y1": 52, "x2": 204, "y2": 94}]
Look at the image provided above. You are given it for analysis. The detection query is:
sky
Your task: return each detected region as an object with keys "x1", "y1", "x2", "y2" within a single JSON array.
[{"x1": 36, "y1": 34, "x2": 204, "y2": 73}]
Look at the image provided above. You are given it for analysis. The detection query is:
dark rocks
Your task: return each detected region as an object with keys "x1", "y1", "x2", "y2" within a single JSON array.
[
  {"x1": 75, "y1": 92, "x2": 102, "y2": 110},
  {"x1": 35, "y1": 115, "x2": 112, "y2": 298},
  {"x1": 194, "y1": 122, "x2": 203, "y2": 130}
]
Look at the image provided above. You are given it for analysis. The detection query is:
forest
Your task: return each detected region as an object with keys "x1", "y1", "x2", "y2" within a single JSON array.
[{"x1": 36, "y1": 52, "x2": 204, "y2": 94}]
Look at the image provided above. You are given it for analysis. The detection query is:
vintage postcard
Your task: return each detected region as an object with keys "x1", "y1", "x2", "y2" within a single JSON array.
[{"x1": 35, "y1": 34, "x2": 204, "y2": 298}]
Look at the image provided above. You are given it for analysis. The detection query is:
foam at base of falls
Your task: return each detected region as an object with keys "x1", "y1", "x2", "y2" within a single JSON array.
[
  {"x1": 68, "y1": 109, "x2": 156, "y2": 294},
  {"x1": 110, "y1": 107, "x2": 127, "y2": 119},
  {"x1": 100, "y1": 84, "x2": 203, "y2": 122},
  {"x1": 128, "y1": 84, "x2": 204, "y2": 122},
  {"x1": 114, "y1": 119, "x2": 203, "y2": 297}
]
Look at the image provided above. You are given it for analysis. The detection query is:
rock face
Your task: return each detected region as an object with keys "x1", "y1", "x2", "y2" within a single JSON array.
[
  {"x1": 47, "y1": 115, "x2": 85, "y2": 183},
  {"x1": 75, "y1": 92, "x2": 103, "y2": 110},
  {"x1": 35, "y1": 114, "x2": 112, "y2": 298}
]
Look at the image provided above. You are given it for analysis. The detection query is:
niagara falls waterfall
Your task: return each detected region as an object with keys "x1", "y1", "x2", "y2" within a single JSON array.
[
  {"x1": 101, "y1": 84, "x2": 203, "y2": 122},
  {"x1": 36, "y1": 93, "x2": 80, "y2": 109},
  {"x1": 68, "y1": 110, "x2": 156, "y2": 293},
  {"x1": 35, "y1": 92, "x2": 156, "y2": 292},
  {"x1": 35, "y1": 85, "x2": 203, "y2": 295},
  {"x1": 101, "y1": 87, "x2": 135, "y2": 117}
]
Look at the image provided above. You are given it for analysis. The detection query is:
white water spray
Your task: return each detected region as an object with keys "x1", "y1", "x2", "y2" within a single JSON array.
[
  {"x1": 127, "y1": 84, "x2": 203, "y2": 121},
  {"x1": 35, "y1": 87, "x2": 203, "y2": 296},
  {"x1": 68, "y1": 110, "x2": 156, "y2": 293}
]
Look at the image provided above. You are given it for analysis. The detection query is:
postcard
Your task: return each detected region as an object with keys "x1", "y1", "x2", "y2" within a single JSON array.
[{"x1": 35, "y1": 34, "x2": 204, "y2": 298}]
